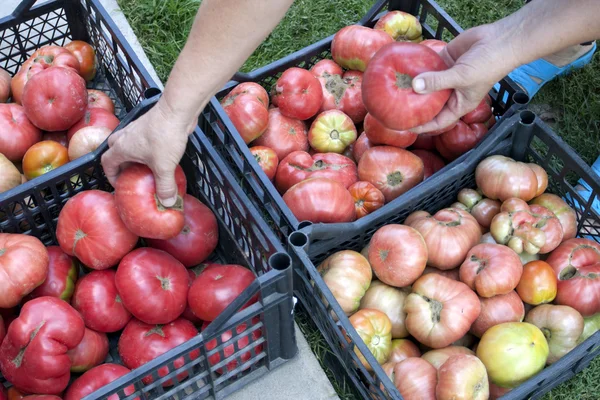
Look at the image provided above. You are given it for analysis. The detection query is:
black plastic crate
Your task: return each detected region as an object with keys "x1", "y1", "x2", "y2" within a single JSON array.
[
  {"x1": 0, "y1": 96, "x2": 297, "y2": 399},
  {"x1": 288, "y1": 109, "x2": 600, "y2": 399},
  {"x1": 198, "y1": 0, "x2": 527, "y2": 245}
]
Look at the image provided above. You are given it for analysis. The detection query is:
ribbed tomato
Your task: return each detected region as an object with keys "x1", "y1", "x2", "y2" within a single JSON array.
[
  {"x1": 363, "y1": 113, "x2": 417, "y2": 148},
  {"x1": 331, "y1": 26, "x2": 393, "y2": 72},
  {"x1": 221, "y1": 82, "x2": 269, "y2": 143},
  {"x1": 251, "y1": 108, "x2": 308, "y2": 160},
  {"x1": 65, "y1": 40, "x2": 97, "y2": 81},
  {"x1": 0, "y1": 103, "x2": 42, "y2": 162},
  {"x1": 348, "y1": 181, "x2": 385, "y2": 218},
  {"x1": 283, "y1": 178, "x2": 356, "y2": 223},
  {"x1": 410, "y1": 149, "x2": 445, "y2": 179}
]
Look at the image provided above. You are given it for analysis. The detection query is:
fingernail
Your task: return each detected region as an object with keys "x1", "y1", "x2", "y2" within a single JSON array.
[
  {"x1": 160, "y1": 196, "x2": 177, "y2": 208},
  {"x1": 413, "y1": 79, "x2": 426, "y2": 93}
]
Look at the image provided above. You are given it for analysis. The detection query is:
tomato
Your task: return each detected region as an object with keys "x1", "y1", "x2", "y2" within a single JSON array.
[
  {"x1": 470, "y1": 291, "x2": 525, "y2": 338},
  {"x1": 273, "y1": 68, "x2": 323, "y2": 120},
  {"x1": 115, "y1": 163, "x2": 187, "y2": 240},
  {"x1": 27, "y1": 246, "x2": 77, "y2": 302},
  {"x1": 203, "y1": 318, "x2": 262, "y2": 373},
  {"x1": 490, "y1": 384, "x2": 512, "y2": 400},
  {"x1": 530, "y1": 193, "x2": 577, "y2": 240},
  {"x1": 0, "y1": 297, "x2": 85, "y2": 394},
  {"x1": 317, "y1": 250, "x2": 372, "y2": 316},
  {"x1": 476, "y1": 155, "x2": 547, "y2": 202},
  {"x1": 331, "y1": 26, "x2": 394, "y2": 72},
  {"x1": 411, "y1": 133, "x2": 436, "y2": 150},
  {"x1": 251, "y1": 108, "x2": 308, "y2": 160},
  {"x1": 276, "y1": 151, "x2": 357, "y2": 194},
  {"x1": 404, "y1": 274, "x2": 480, "y2": 348},
  {"x1": 221, "y1": 82, "x2": 269, "y2": 143},
  {"x1": 421, "y1": 39, "x2": 447, "y2": 54},
  {"x1": 57, "y1": 190, "x2": 138, "y2": 269},
  {"x1": 452, "y1": 188, "x2": 501, "y2": 229},
  {"x1": 64, "y1": 364, "x2": 137, "y2": 400},
  {"x1": 422, "y1": 266, "x2": 460, "y2": 281},
  {"x1": 0, "y1": 154, "x2": 21, "y2": 193},
  {"x1": 363, "y1": 42, "x2": 451, "y2": 131},
  {"x1": 22, "y1": 67, "x2": 87, "y2": 131},
  {"x1": 477, "y1": 322, "x2": 549, "y2": 388},
  {"x1": 434, "y1": 120, "x2": 489, "y2": 161},
  {"x1": 363, "y1": 113, "x2": 417, "y2": 148},
  {"x1": 407, "y1": 208, "x2": 481, "y2": 270},
  {"x1": 374, "y1": 11, "x2": 422, "y2": 42},
  {"x1": 42, "y1": 131, "x2": 68, "y2": 147},
  {"x1": 182, "y1": 266, "x2": 204, "y2": 323},
  {"x1": 578, "y1": 313, "x2": 600, "y2": 344},
  {"x1": 313, "y1": 66, "x2": 367, "y2": 123},
  {"x1": 118, "y1": 318, "x2": 199, "y2": 386},
  {"x1": 352, "y1": 131, "x2": 375, "y2": 162},
  {"x1": 246, "y1": 146, "x2": 279, "y2": 181},
  {"x1": 359, "y1": 280, "x2": 410, "y2": 338},
  {"x1": 546, "y1": 238, "x2": 600, "y2": 316},
  {"x1": 348, "y1": 181, "x2": 385, "y2": 218},
  {"x1": 463, "y1": 95, "x2": 494, "y2": 123},
  {"x1": 86, "y1": 89, "x2": 115, "y2": 113},
  {"x1": 116, "y1": 248, "x2": 188, "y2": 324},
  {"x1": 0, "y1": 104, "x2": 42, "y2": 162},
  {"x1": 310, "y1": 59, "x2": 343, "y2": 78},
  {"x1": 188, "y1": 264, "x2": 256, "y2": 321},
  {"x1": 348, "y1": 309, "x2": 392, "y2": 370},
  {"x1": 436, "y1": 355, "x2": 489, "y2": 400},
  {"x1": 421, "y1": 346, "x2": 474, "y2": 370},
  {"x1": 358, "y1": 146, "x2": 424, "y2": 203},
  {"x1": 382, "y1": 357, "x2": 436, "y2": 400},
  {"x1": 0, "y1": 68, "x2": 10, "y2": 103},
  {"x1": 308, "y1": 110, "x2": 357, "y2": 153},
  {"x1": 68, "y1": 126, "x2": 111, "y2": 160},
  {"x1": 21, "y1": 140, "x2": 68, "y2": 180},
  {"x1": 65, "y1": 40, "x2": 97, "y2": 81},
  {"x1": 283, "y1": 178, "x2": 356, "y2": 223},
  {"x1": 72, "y1": 270, "x2": 132, "y2": 333},
  {"x1": 146, "y1": 195, "x2": 218, "y2": 267},
  {"x1": 410, "y1": 149, "x2": 445, "y2": 180},
  {"x1": 66, "y1": 327, "x2": 109, "y2": 372},
  {"x1": 66, "y1": 108, "x2": 119, "y2": 142},
  {"x1": 516, "y1": 260, "x2": 557, "y2": 305}
]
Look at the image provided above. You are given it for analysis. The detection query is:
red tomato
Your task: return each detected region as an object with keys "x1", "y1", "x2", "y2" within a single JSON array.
[
  {"x1": 362, "y1": 42, "x2": 451, "y2": 131},
  {"x1": 276, "y1": 151, "x2": 358, "y2": 194},
  {"x1": 116, "y1": 248, "x2": 189, "y2": 324},
  {"x1": 0, "y1": 103, "x2": 42, "y2": 162},
  {"x1": 118, "y1": 318, "x2": 199, "y2": 385},
  {"x1": 57, "y1": 190, "x2": 139, "y2": 269},
  {"x1": 530, "y1": 164, "x2": 549, "y2": 197},
  {"x1": 452, "y1": 188, "x2": 501, "y2": 229},
  {"x1": 421, "y1": 39, "x2": 447, "y2": 53},
  {"x1": 188, "y1": 264, "x2": 256, "y2": 321},
  {"x1": 530, "y1": 193, "x2": 577, "y2": 241},
  {"x1": 436, "y1": 355, "x2": 489, "y2": 400},
  {"x1": 114, "y1": 163, "x2": 187, "y2": 240},
  {"x1": 71, "y1": 270, "x2": 132, "y2": 333},
  {"x1": 42, "y1": 131, "x2": 68, "y2": 148},
  {"x1": 0, "y1": 297, "x2": 85, "y2": 394},
  {"x1": 404, "y1": 274, "x2": 481, "y2": 348},
  {"x1": 387, "y1": 339, "x2": 420, "y2": 363},
  {"x1": 0, "y1": 315, "x2": 5, "y2": 345},
  {"x1": 203, "y1": 318, "x2": 263, "y2": 373},
  {"x1": 313, "y1": 67, "x2": 367, "y2": 123},
  {"x1": 407, "y1": 208, "x2": 482, "y2": 270},
  {"x1": 0, "y1": 234, "x2": 48, "y2": 308},
  {"x1": 363, "y1": 113, "x2": 417, "y2": 148},
  {"x1": 251, "y1": 108, "x2": 308, "y2": 160},
  {"x1": 359, "y1": 281, "x2": 409, "y2": 339},
  {"x1": 66, "y1": 108, "x2": 119, "y2": 142},
  {"x1": 68, "y1": 126, "x2": 111, "y2": 161},
  {"x1": 66, "y1": 327, "x2": 109, "y2": 372},
  {"x1": 0, "y1": 154, "x2": 21, "y2": 193},
  {"x1": 0, "y1": 68, "x2": 10, "y2": 103},
  {"x1": 352, "y1": 131, "x2": 375, "y2": 162},
  {"x1": 348, "y1": 181, "x2": 385, "y2": 218},
  {"x1": 358, "y1": 146, "x2": 424, "y2": 203},
  {"x1": 421, "y1": 346, "x2": 474, "y2": 370},
  {"x1": 310, "y1": 59, "x2": 343, "y2": 77},
  {"x1": 331, "y1": 25, "x2": 394, "y2": 72},
  {"x1": 434, "y1": 120, "x2": 489, "y2": 161},
  {"x1": 65, "y1": 40, "x2": 97, "y2": 81},
  {"x1": 308, "y1": 110, "x2": 357, "y2": 153},
  {"x1": 27, "y1": 246, "x2": 77, "y2": 302},
  {"x1": 470, "y1": 291, "x2": 525, "y2": 338},
  {"x1": 181, "y1": 266, "x2": 206, "y2": 323},
  {"x1": 283, "y1": 178, "x2": 356, "y2": 223},
  {"x1": 383, "y1": 357, "x2": 436, "y2": 400},
  {"x1": 546, "y1": 239, "x2": 600, "y2": 316},
  {"x1": 422, "y1": 266, "x2": 460, "y2": 281},
  {"x1": 221, "y1": 82, "x2": 269, "y2": 143},
  {"x1": 86, "y1": 89, "x2": 115, "y2": 113},
  {"x1": 273, "y1": 67, "x2": 323, "y2": 120},
  {"x1": 349, "y1": 309, "x2": 392, "y2": 369},
  {"x1": 374, "y1": 11, "x2": 422, "y2": 42},
  {"x1": 21, "y1": 67, "x2": 87, "y2": 132},
  {"x1": 410, "y1": 149, "x2": 445, "y2": 179},
  {"x1": 516, "y1": 260, "x2": 558, "y2": 305},
  {"x1": 411, "y1": 133, "x2": 435, "y2": 150},
  {"x1": 64, "y1": 364, "x2": 137, "y2": 400},
  {"x1": 22, "y1": 140, "x2": 68, "y2": 180},
  {"x1": 249, "y1": 145, "x2": 279, "y2": 181},
  {"x1": 146, "y1": 195, "x2": 218, "y2": 267},
  {"x1": 368, "y1": 224, "x2": 427, "y2": 287}
]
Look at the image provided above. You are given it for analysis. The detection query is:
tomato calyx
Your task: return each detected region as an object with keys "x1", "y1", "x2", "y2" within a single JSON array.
[
  {"x1": 422, "y1": 295, "x2": 442, "y2": 322},
  {"x1": 157, "y1": 276, "x2": 171, "y2": 290},
  {"x1": 540, "y1": 327, "x2": 552, "y2": 340},
  {"x1": 330, "y1": 130, "x2": 340, "y2": 140},
  {"x1": 144, "y1": 325, "x2": 165, "y2": 337},
  {"x1": 115, "y1": 294, "x2": 122, "y2": 303},
  {"x1": 394, "y1": 72, "x2": 413, "y2": 89},
  {"x1": 470, "y1": 255, "x2": 488, "y2": 274},
  {"x1": 72, "y1": 229, "x2": 87, "y2": 254},
  {"x1": 154, "y1": 194, "x2": 184, "y2": 212},
  {"x1": 387, "y1": 171, "x2": 403, "y2": 187},
  {"x1": 13, "y1": 321, "x2": 45, "y2": 367},
  {"x1": 290, "y1": 159, "x2": 353, "y2": 172},
  {"x1": 371, "y1": 335, "x2": 381, "y2": 346},
  {"x1": 0, "y1": 248, "x2": 5, "y2": 256},
  {"x1": 324, "y1": 74, "x2": 347, "y2": 105}
]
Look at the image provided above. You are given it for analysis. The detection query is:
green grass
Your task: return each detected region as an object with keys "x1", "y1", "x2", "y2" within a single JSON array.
[{"x1": 118, "y1": 0, "x2": 600, "y2": 398}]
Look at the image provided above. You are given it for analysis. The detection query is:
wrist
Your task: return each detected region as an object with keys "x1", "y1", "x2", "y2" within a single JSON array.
[
  {"x1": 477, "y1": 21, "x2": 526, "y2": 85},
  {"x1": 155, "y1": 95, "x2": 197, "y2": 136}
]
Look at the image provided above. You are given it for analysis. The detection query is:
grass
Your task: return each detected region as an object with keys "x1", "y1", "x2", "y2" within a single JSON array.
[{"x1": 118, "y1": 0, "x2": 600, "y2": 398}]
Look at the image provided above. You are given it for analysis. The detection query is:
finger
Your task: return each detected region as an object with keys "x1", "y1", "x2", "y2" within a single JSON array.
[
  {"x1": 101, "y1": 147, "x2": 126, "y2": 188},
  {"x1": 411, "y1": 107, "x2": 460, "y2": 134},
  {"x1": 152, "y1": 165, "x2": 179, "y2": 208},
  {"x1": 412, "y1": 67, "x2": 466, "y2": 94},
  {"x1": 107, "y1": 129, "x2": 124, "y2": 148}
]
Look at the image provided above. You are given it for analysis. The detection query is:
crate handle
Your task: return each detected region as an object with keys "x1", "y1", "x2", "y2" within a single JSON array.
[
  {"x1": 11, "y1": 0, "x2": 37, "y2": 18},
  {"x1": 359, "y1": 0, "x2": 389, "y2": 25}
]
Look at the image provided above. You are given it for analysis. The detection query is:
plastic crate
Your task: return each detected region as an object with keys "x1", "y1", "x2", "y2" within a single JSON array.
[
  {"x1": 287, "y1": 109, "x2": 600, "y2": 399},
  {"x1": 0, "y1": 96, "x2": 297, "y2": 399},
  {"x1": 198, "y1": 0, "x2": 528, "y2": 245}
]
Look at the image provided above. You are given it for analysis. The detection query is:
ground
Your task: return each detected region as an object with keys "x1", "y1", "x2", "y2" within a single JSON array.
[{"x1": 118, "y1": 0, "x2": 600, "y2": 398}]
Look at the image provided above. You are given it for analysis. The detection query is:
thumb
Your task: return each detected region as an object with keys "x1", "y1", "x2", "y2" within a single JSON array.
[
  {"x1": 153, "y1": 166, "x2": 179, "y2": 208},
  {"x1": 412, "y1": 68, "x2": 465, "y2": 94}
]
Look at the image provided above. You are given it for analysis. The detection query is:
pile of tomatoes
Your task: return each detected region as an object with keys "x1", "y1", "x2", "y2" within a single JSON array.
[
  {"x1": 0, "y1": 41, "x2": 121, "y2": 195},
  {"x1": 0, "y1": 164, "x2": 262, "y2": 399},
  {"x1": 318, "y1": 154, "x2": 600, "y2": 400},
  {"x1": 220, "y1": 11, "x2": 496, "y2": 224}
]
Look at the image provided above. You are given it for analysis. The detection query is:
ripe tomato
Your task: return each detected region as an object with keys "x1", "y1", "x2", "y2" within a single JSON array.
[
  {"x1": 374, "y1": 11, "x2": 422, "y2": 42},
  {"x1": 421, "y1": 39, "x2": 448, "y2": 54},
  {"x1": 348, "y1": 309, "x2": 392, "y2": 370},
  {"x1": 317, "y1": 250, "x2": 372, "y2": 316},
  {"x1": 516, "y1": 260, "x2": 558, "y2": 305},
  {"x1": 0, "y1": 316, "x2": 4, "y2": 346},
  {"x1": 404, "y1": 274, "x2": 480, "y2": 348},
  {"x1": 364, "y1": 113, "x2": 417, "y2": 148},
  {"x1": 116, "y1": 248, "x2": 189, "y2": 324},
  {"x1": 65, "y1": 40, "x2": 97, "y2": 81},
  {"x1": 358, "y1": 146, "x2": 424, "y2": 203},
  {"x1": 118, "y1": 318, "x2": 199, "y2": 386},
  {"x1": 331, "y1": 25, "x2": 394, "y2": 72},
  {"x1": 283, "y1": 178, "x2": 356, "y2": 223},
  {"x1": 411, "y1": 133, "x2": 436, "y2": 150},
  {"x1": 362, "y1": 42, "x2": 451, "y2": 131},
  {"x1": 452, "y1": 188, "x2": 501, "y2": 229},
  {"x1": 42, "y1": 131, "x2": 68, "y2": 147},
  {"x1": 382, "y1": 357, "x2": 436, "y2": 400},
  {"x1": 0, "y1": 68, "x2": 10, "y2": 103},
  {"x1": 421, "y1": 346, "x2": 474, "y2": 370},
  {"x1": 249, "y1": 145, "x2": 279, "y2": 180},
  {"x1": 64, "y1": 364, "x2": 137, "y2": 400},
  {"x1": 0, "y1": 234, "x2": 48, "y2": 308},
  {"x1": 313, "y1": 66, "x2": 367, "y2": 123},
  {"x1": 251, "y1": 108, "x2": 308, "y2": 160},
  {"x1": 434, "y1": 120, "x2": 489, "y2": 161},
  {"x1": 66, "y1": 327, "x2": 109, "y2": 373},
  {"x1": 310, "y1": 59, "x2": 343, "y2": 77},
  {"x1": 22, "y1": 140, "x2": 68, "y2": 180},
  {"x1": 274, "y1": 67, "x2": 323, "y2": 120},
  {"x1": 27, "y1": 246, "x2": 77, "y2": 302},
  {"x1": 410, "y1": 149, "x2": 445, "y2": 179},
  {"x1": 0, "y1": 154, "x2": 21, "y2": 193},
  {"x1": 57, "y1": 190, "x2": 139, "y2": 269},
  {"x1": 22, "y1": 67, "x2": 87, "y2": 131},
  {"x1": 387, "y1": 339, "x2": 420, "y2": 363},
  {"x1": 66, "y1": 108, "x2": 119, "y2": 142},
  {"x1": 470, "y1": 291, "x2": 525, "y2": 337},
  {"x1": 115, "y1": 163, "x2": 187, "y2": 240},
  {"x1": 348, "y1": 181, "x2": 385, "y2": 218},
  {"x1": 352, "y1": 131, "x2": 375, "y2": 162},
  {"x1": 203, "y1": 318, "x2": 263, "y2": 373},
  {"x1": 86, "y1": 89, "x2": 115, "y2": 113},
  {"x1": 221, "y1": 82, "x2": 269, "y2": 143},
  {"x1": 530, "y1": 193, "x2": 577, "y2": 240},
  {"x1": 368, "y1": 224, "x2": 427, "y2": 287},
  {"x1": 72, "y1": 270, "x2": 132, "y2": 333},
  {"x1": 422, "y1": 266, "x2": 460, "y2": 281},
  {"x1": 68, "y1": 126, "x2": 111, "y2": 160},
  {"x1": 463, "y1": 95, "x2": 494, "y2": 124},
  {"x1": 308, "y1": 110, "x2": 357, "y2": 153},
  {"x1": 436, "y1": 355, "x2": 489, "y2": 400},
  {"x1": 0, "y1": 103, "x2": 42, "y2": 162},
  {"x1": 182, "y1": 267, "x2": 203, "y2": 323},
  {"x1": 359, "y1": 281, "x2": 409, "y2": 339},
  {"x1": 188, "y1": 264, "x2": 257, "y2": 321}
]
